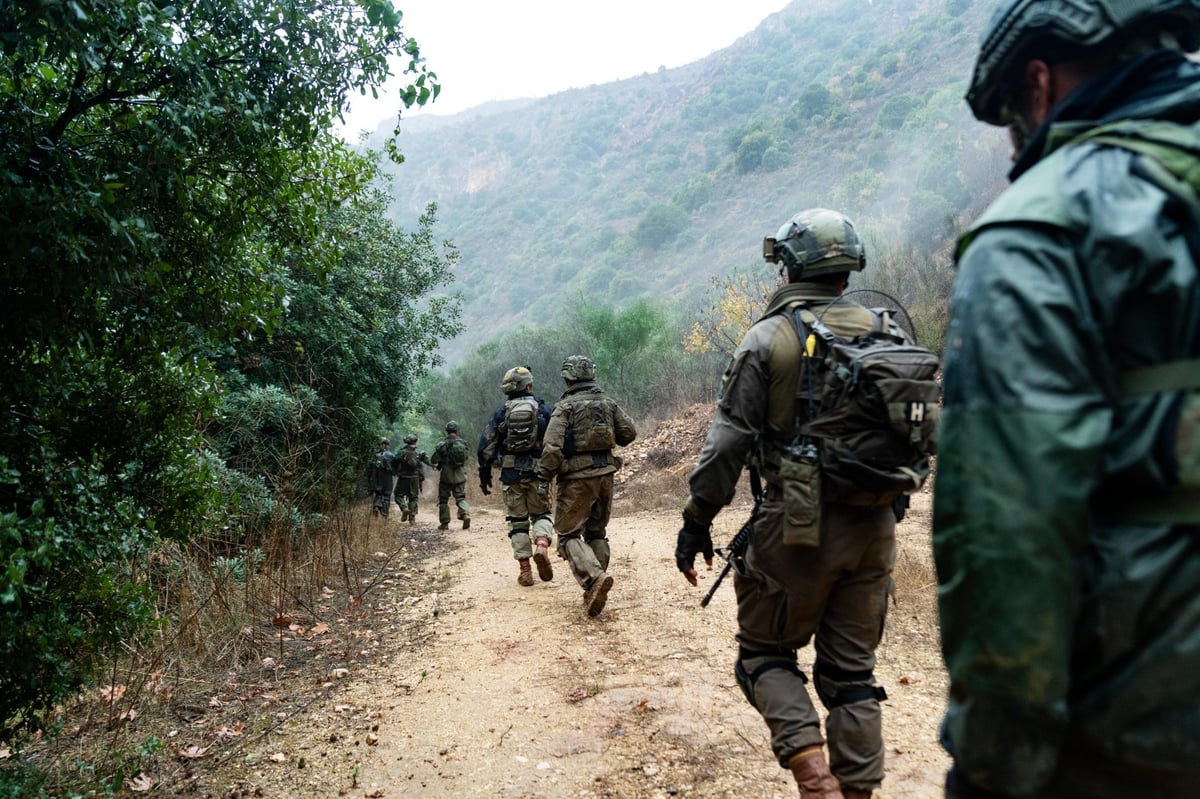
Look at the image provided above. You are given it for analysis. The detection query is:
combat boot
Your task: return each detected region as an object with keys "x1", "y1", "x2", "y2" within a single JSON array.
[
  {"x1": 517, "y1": 559, "x2": 534, "y2": 587},
  {"x1": 462, "y1": 517, "x2": 471, "y2": 530},
  {"x1": 788, "y1": 747, "x2": 843, "y2": 799},
  {"x1": 533, "y1": 537, "x2": 553, "y2": 582},
  {"x1": 842, "y1": 790, "x2": 871, "y2": 799},
  {"x1": 401, "y1": 509, "x2": 409, "y2": 522},
  {"x1": 584, "y1": 572, "x2": 613, "y2": 617},
  {"x1": 437, "y1": 523, "x2": 449, "y2": 531}
]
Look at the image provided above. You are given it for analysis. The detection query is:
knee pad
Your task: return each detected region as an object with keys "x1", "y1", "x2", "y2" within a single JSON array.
[
  {"x1": 505, "y1": 515, "x2": 530, "y2": 536},
  {"x1": 734, "y1": 647, "x2": 805, "y2": 708},
  {"x1": 812, "y1": 658, "x2": 888, "y2": 710}
]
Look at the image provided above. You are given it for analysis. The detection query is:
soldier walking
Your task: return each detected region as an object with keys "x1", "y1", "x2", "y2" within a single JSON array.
[{"x1": 430, "y1": 421, "x2": 471, "y2": 531}]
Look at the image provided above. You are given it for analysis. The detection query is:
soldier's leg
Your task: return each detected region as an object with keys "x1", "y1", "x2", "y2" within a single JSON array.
[
  {"x1": 453, "y1": 482, "x2": 470, "y2": 525},
  {"x1": 813, "y1": 505, "x2": 895, "y2": 794},
  {"x1": 733, "y1": 500, "x2": 832, "y2": 768},
  {"x1": 524, "y1": 481, "x2": 554, "y2": 581},
  {"x1": 583, "y1": 475, "x2": 614, "y2": 569},
  {"x1": 504, "y1": 484, "x2": 533, "y2": 560},
  {"x1": 554, "y1": 478, "x2": 605, "y2": 589},
  {"x1": 437, "y1": 482, "x2": 451, "y2": 528}
]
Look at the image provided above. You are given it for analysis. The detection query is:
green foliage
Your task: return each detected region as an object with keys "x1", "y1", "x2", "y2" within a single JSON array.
[
  {"x1": 0, "y1": 0, "x2": 439, "y2": 740},
  {"x1": 877, "y1": 94, "x2": 923, "y2": 130},
  {"x1": 634, "y1": 204, "x2": 690, "y2": 250}
]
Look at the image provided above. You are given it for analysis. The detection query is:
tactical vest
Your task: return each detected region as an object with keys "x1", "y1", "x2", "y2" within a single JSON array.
[{"x1": 397, "y1": 446, "x2": 422, "y2": 475}]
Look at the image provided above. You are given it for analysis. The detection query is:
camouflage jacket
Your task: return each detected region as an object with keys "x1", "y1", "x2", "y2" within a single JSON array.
[
  {"x1": 477, "y1": 391, "x2": 553, "y2": 483},
  {"x1": 430, "y1": 434, "x2": 469, "y2": 485},
  {"x1": 536, "y1": 381, "x2": 636, "y2": 481}
]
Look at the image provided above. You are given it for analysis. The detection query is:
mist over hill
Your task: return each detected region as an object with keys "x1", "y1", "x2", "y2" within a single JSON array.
[{"x1": 373, "y1": 0, "x2": 1011, "y2": 364}]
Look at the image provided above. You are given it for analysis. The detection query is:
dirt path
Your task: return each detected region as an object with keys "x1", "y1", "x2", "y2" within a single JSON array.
[
  {"x1": 180, "y1": 489, "x2": 948, "y2": 798},
  {"x1": 169, "y1": 482, "x2": 950, "y2": 791}
]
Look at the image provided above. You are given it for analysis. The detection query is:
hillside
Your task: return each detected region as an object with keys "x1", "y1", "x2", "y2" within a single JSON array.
[{"x1": 374, "y1": 0, "x2": 1012, "y2": 363}]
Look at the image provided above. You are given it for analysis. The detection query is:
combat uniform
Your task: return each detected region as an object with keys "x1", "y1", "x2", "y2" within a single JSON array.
[
  {"x1": 935, "y1": 49, "x2": 1200, "y2": 798},
  {"x1": 686, "y1": 281, "x2": 895, "y2": 792},
  {"x1": 394, "y1": 440, "x2": 429, "y2": 523},
  {"x1": 369, "y1": 444, "x2": 396, "y2": 518},
  {"x1": 537, "y1": 379, "x2": 636, "y2": 606},
  {"x1": 478, "y1": 391, "x2": 555, "y2": 573},
  {"x1": 431, "y1": 430, "x2": 471, "y2": 530}
]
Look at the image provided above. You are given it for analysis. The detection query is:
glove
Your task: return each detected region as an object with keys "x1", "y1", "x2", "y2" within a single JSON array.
[
  {"x1": 536, "y1": 479, "x2": 550, "y2": 499},
  {"x1": 478, "y1": 468, "x2": 492, "y2": 496},
  {"x1": 675, "y1": 512, "x2": 714, "y2": 587}
]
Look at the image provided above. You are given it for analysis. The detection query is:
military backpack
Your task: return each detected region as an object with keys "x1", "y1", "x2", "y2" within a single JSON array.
[
  {"x1": 398, "y1": 446, "x2": 422, "y2": 473},
  {"x1": 502, "y1": 397, "x2": 540, "y2": 453},
  {"x1": 786, "y1": 294, "x2": 941, "y2": 508}
]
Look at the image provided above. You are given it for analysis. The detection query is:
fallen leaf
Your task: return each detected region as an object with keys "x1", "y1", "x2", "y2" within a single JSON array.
[
  {"x1": 124, "y1": 773, "x2": 154, "y2": 792},
  {"x1": 271, "y1": 613, "x2": 293, "y2": 627},
  {"x1": 269, "y1": 752, "x2": 288, "y2": 763},
  {"x1": 177, "y1": 745, "x2": 209, "y2": 759},
  {"x1": 310, "y1": 622, "x2": 331, "y2": 636},
  {"x1": 366, "y1": 733, "x2": 379, "y2": 746},
  {"x1": 331, "y1": 668, "x2": 350, "y2": 680}
]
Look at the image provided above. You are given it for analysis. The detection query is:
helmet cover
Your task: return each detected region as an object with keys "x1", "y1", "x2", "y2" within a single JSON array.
[
  {"x1": 764, "y1": 208, "x2": 866, "y2": 279},
  {"x1": 501, "y1": 366, "x2": 534, "y2": 394},
  {"x1": 560, "y1": 355, "x2": 596, "y2": 382}
]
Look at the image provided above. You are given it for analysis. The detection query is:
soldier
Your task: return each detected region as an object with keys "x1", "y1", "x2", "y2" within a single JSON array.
[
  {"x1": 676, "y1": 210, "x2": 896, "y2": 798},
  {"x1": 935, "y1": 2, "x2": 1200, "y2": 797},
  {"x1": 394, "y1": 433, "x2": 429, "y2": 524},
  {"x1": 430, "y1": 420, "x2": 471, "y2": 531},
  {"x1": 536, "y1": 355, "x2": 637, "y2": 617},
  {"x1": 368, "y1": 437, "x2": 395, "y2": 518},
  {"x1": 477, "y1": 366, "x2": 555, "y2": 586}
]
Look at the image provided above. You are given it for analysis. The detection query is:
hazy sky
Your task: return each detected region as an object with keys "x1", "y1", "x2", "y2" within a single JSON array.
[{"x1": 337, "y1": 0, "x2": 793, "y2": 135}]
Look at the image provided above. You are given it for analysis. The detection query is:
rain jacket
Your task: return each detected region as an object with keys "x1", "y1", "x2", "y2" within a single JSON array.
[{"x1": 934, "y1": 50, "x2": 1200, "y2": 798}]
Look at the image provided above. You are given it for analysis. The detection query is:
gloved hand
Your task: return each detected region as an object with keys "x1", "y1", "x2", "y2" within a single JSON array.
[
  {"x1": 536, "y1": 479, "x2": 550, "y2": 499},
  {"x1": 675, "y1": 512, "x2": 714, "y2": 587},
  {"x1": 478, "y1": 468, "x2": 492, "y2": 496}
]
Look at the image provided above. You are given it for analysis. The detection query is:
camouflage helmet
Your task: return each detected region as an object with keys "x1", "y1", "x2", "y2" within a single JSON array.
[
  {"x1": 379, "y1": 437, "x2": 390, "y2": 446},
  {"x1": 561, "y1": 355, "x2": 596, "y2": 382},
  {"x1": 967, "y1": 0, "x2": 1200, "y2": 125},
  {"x1": 404, "y1": 433, "x2": 418, "y2": 445},
  {"x1": 764, "y1": 208, "x2": 866, "y2": 280},
  {"x1": 501, "y1": 365, "x2": 534, "y2": 394},
  {"x1": 445, "y1": 420, "x2": 459, "y2": 433}
]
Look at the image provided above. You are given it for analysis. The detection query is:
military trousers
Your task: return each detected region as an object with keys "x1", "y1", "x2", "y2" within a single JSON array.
[
  {"x1": 552, "y1": 474, "x2": 613, "y2": 589},
  {"x1": 437, "y1": 480, "x2": 470, "y2": 526},
  {"x1": 734, "y1": 498, "x2": 895, "y2": 791},
  {"x1": 502, "y1": 478, "x2": 553, "y2": 560},
  {"x1": 395, "y1": 475, "x2": 421, "y2": 517}
]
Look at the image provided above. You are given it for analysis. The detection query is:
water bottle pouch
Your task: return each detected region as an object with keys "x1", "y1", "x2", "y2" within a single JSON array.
[{"x1": 780, "y1": 450, "x2": 822, "y2": 547}]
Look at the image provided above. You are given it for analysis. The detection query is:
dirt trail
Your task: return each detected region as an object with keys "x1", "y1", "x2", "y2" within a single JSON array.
[{"x1": 255, "y1": 488, "x2": 951, "y2": 799}]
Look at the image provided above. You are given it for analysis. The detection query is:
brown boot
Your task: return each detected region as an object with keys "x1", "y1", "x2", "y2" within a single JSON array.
[
  {"x1": 461, "y1": 517, "x2": 470, "y2": 530},
  {"x1": 532, "y1": 537, "x2": 553, "y2": 582},
  {"x1": 788, "y1": 747, "x2": 843, "y2": 799},
  {"x1": 584, "y1": 573, "x2": 613, "y2": 617},
  {"x1": 437, "y1": 523, "x2": 449, "y2": 531},
  {"x1": 517, "y1": 559, "x2": 534, "y2": 587},
  {"x1": 401, "y1": 509, "x2": 409, "y2": 522},
  {"x1": 842, "y1": 790, "x2": 871, "y2": 799}
]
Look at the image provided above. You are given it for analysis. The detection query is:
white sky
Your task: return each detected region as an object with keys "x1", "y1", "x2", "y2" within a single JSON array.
[{"x1": 337, "y1": 0, "x2": 793, "y2": 135}]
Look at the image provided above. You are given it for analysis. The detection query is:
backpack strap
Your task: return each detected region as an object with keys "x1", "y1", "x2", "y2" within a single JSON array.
[{"x1": 1120, "y1": 358, "x2": 1200, "y2": 395}]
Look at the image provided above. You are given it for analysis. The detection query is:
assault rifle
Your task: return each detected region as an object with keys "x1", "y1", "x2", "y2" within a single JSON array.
[
  {"x1": 699, "y1": 513, "x2": 753, "y2": 608},
  {"x1": 700, "y1": 468, "x2": 764, "y2": 608}
]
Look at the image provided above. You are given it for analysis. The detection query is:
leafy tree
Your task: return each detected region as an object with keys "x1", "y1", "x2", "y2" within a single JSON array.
[
  {"x1": 0, "y1": 0, "x2": 437, "y2": 739},
  {"x1": 634, "y1": 204, "x2": 690, "y2": 250}
]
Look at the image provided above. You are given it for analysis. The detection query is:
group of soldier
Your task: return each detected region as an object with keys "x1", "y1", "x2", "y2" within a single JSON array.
[
  {"x1": 368, "y1": 1, "x2": 1200, "y2": 796},
  {"x1": 370, "y1": 355, "x2": 637, "y2": 618}
]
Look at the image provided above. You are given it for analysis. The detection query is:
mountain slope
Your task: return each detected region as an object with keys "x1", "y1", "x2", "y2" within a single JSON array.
[{"x1": 375, "y1": 0, "x2": 1010, "y2": 362}]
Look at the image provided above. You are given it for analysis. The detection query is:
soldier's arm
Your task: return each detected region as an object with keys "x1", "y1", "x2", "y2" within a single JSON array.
[
  {"x1": 612, "y1": 402, "x2": 637, "y2": 447},
  {"x1": 535, "y1": 404, "x2": 568, "y2": 480}
]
